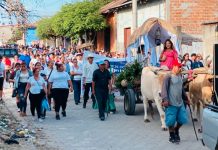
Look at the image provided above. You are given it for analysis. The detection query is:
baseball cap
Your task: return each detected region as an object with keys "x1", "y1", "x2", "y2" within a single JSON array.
[
  {"x1": 87, "y1": 54, "x2": 94, "y2": 58},
  {"x1": 98, "y1": 61, "x2": 105, "y2": 65},
  {"x1": 172, "y1": 60, "x2": 182, "y2": 67}
]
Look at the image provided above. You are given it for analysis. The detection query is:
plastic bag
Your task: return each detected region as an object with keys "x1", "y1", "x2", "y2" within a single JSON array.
[{"x1": 41, "y1": 98, "x2": 50, "y2": 111}]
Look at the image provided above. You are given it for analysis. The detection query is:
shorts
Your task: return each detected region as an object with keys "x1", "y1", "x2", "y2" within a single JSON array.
[
  {"x1": 165, "y1": 105, "x2": 188, "y2": 127},
  {"x1": 0, "y1": 77, "x2": 4, "y2": 90}
]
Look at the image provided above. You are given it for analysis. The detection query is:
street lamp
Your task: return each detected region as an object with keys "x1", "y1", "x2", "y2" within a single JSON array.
[{"x1": 155, "y1": 27, "x2": 161, "y2": 46}]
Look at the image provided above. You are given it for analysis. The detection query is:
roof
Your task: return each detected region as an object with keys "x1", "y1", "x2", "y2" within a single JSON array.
[
  {"x1": 202, "y1": 21, "x2": 218, "y2": 25},
  {"x1": 100, "y1": 0, "x2": 130, "y2": 14}
]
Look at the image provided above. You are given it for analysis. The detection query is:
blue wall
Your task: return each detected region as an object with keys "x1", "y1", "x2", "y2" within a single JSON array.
[{"x1": 26, "y1": 27, "x2": 39, "y2": 46}]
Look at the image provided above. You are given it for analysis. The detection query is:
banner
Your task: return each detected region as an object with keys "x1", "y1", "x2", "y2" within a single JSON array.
[{"x1": 83, "y1": 51, "x2": 127, "y2": 74}]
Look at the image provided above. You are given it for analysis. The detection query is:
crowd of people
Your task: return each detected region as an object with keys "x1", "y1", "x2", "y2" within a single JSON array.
[{"x1": 0, "y1": 45, "x2": 116, "y2": 123}]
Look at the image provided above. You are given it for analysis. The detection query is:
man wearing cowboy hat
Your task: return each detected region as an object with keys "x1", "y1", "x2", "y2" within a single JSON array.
[{"x1": 82, "y1": 54, "x2": 98, "y2": 108}]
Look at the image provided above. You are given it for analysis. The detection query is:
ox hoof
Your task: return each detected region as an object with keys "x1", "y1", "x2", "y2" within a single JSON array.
[
  {"x1": 161, "y1": 128, "x2": 168, "y2": 131},
  {"x1": 144, "y1": 119, "x2": 150, "y2": 123},
  {"x1": 193, "y1": 118, "x2": 198, "y2": 122}
]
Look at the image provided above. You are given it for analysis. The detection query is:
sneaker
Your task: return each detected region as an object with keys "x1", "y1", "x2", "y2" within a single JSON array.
[
  {"x1": 17, "y1": 109, "x2": 20, "y2": 112},
  {"x1": 83, "y1": 103, "x2": 86, "y2": 108},
  {"x1": 100, "y1": 116, "x2": 105, "y2": 121},
  {"x1": 56, "y1": 114, "x2": 60, "y2": 120},
  {"x1": 62, "y1": 111, "x2": 66, "y2": 117},
  {"x1": 38, "y1": 118, "x2": 43, "y2": 123},
  {"x1": 169, "y1": 136, "x2": 176, "y2": 143},
  {"x1": 174, "y1": 134, "x2": 180, "y2": 143}
]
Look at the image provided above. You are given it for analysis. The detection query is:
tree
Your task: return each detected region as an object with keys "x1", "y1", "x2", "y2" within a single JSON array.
[
  {"x1": 36, "y1": 17, "x2": 56, "y2": 40},
  {"x1": 52, "y1": 0, "x2": 110, "y2": 43}
]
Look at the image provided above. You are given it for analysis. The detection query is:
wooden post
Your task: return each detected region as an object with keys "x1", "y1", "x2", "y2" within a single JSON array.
[{"x1": 132, "y1": 0, "x2": 137, "y2": 33}]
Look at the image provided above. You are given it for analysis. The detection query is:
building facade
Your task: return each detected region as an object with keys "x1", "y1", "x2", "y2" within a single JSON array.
[{"x1": 99, "y1": 0, "x2": 218, "y2": 57}]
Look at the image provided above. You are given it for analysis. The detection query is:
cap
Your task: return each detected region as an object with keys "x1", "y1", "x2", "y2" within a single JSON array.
[
  {"x1": 55, "y1": 61, "x2": 63, "y2": 65},
  {"x1": 172, "y1": 60, "x2": 182, "y2": 67},
  {"x1": 87, "y1": 54, "x2": 94, "y2": 58},
  {"x1": 98, "y1": 61, "x2": 105, "y2": 65}
]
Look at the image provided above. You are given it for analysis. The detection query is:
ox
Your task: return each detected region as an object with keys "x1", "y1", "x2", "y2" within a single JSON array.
[
  {"x1": 141, "y1": 67, "x2": 169, "y2": 130},
  {"x1": 188, "y1": 68, "x2": 213, "y2": 121}
]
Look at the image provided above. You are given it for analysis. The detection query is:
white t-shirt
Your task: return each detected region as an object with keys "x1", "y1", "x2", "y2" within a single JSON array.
[
  {"x1": 0, "y1": 63, "x2": 5, "y2": 77},
  {"x1": 82, "y1": 62, "x2": 98, "y2": 83},
  {"x1": 28, "y1": 76, "x2": 45, "y2": 94},
  {"x1": 45, "y1": 68, "x2": 56, "y2": 79},
  {"x1": 49, "y1": 71, "x2": 70, "y2": 89},
  {"x1": 70, "y1": 65, "x2": 82, "y2": 80},
  {"x1": 19, "y1": 72, "x2": 29, "y2": 83}
]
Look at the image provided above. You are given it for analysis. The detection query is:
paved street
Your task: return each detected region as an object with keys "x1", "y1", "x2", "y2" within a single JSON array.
[{"x1": 4, "y1": 89, "x2": 208, "y2": 150}]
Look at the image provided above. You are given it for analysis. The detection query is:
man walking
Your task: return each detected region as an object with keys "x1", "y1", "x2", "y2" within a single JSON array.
[
  {"x1": 161, "y1": 60, "x2": 189, "y2": 144},
  {"x1": 92, "y1": 61, "x2": 112, "y2": 121},
  {"x1": 82, "y1": 54, "x2": 98, "y2": 108}
]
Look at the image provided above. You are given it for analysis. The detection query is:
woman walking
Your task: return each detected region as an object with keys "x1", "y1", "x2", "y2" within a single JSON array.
[
  {"x1": 14, "y1": 62, "x2": 32, "y2": 116},
  {"x1": 48, "y1": 62, "x2": 73, "y2": 120},
  {"x1": 70, "y1": 58, "x2": 82, "y2": 105},
  {"x1": 45, "y1": 60, "x2": 55, "y2": 107},
  {"x1": 24, "y1": 68, "x2": 47, "y2": 122}
]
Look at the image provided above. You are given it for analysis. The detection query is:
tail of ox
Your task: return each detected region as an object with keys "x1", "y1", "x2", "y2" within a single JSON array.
[{"x1": 141, "y1": 67, "x2": 167, "y2": 130}]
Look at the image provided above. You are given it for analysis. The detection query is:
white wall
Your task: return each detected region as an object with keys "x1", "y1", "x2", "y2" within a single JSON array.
[{"x1": 116, "y1": 0, "x2": 165, "y2": 52}]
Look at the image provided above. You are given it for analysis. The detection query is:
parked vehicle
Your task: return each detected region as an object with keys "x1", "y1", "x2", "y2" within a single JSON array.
[
  {"x1": 202, "y1": 104, "x2": 218, "y2": 150},
  {"x1": 0, "y1": 48, "x2": 18, "y2": 58}
]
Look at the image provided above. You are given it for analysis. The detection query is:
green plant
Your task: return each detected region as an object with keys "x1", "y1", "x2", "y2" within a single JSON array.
[{"x1": 115, "y1": 60, "x2": 143, "y2": 89}]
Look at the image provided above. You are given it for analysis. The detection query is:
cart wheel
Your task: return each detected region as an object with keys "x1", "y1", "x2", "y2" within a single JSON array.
[{"x1": 124, "y1": 89, "x2": 136, "y2": 115}]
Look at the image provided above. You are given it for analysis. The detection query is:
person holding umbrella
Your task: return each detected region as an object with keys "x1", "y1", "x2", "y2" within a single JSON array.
[{"x1": 92, "y1": 61, "x2": 112, "y2": 121}]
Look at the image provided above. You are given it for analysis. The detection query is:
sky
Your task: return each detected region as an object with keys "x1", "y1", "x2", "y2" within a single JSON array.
[
  {"x1": 22, "y1": 0, "x2": 78, "y2": 22},
  {"x1": 0, "y1": 0, "x2": 78, "y2": 25}
]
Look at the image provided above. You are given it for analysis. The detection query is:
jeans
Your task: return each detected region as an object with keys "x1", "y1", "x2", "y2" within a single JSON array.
[
  {"x1": 83, "y1": 83, "x2": 95, "y2": 105},
  {"x1": 73, "y1": 80, "x2": 81, "y2": 103},
  {"x1": 95, "y1": 89, "x2": 108, "y2": 118},
  {"x1": 17, "y1": 82, "x2": 27, "y2": 113}
]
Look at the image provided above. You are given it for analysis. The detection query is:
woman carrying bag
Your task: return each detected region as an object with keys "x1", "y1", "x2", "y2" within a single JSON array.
[
  {"x1": 24, "y1": 68, "x2": 47, "y2": 122},
  {"x1": 14, "y1": 62, "x2": 33, "y2": 117}
]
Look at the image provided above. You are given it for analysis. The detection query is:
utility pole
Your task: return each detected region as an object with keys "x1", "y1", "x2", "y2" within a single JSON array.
[{"x1": 132, "y1": 0, "x2": 137, "y2": 33}]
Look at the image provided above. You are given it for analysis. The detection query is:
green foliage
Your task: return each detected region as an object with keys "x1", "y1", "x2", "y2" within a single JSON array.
[
  {"x1": 39, "y1": 0, "x2": 112, "y2": 40},
  {"x1": 36, "y1": 17, "x2": 56, "y2": 39},
  {"x1": 115, "y1": 60, "x2": 143, "y2": 89}
]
